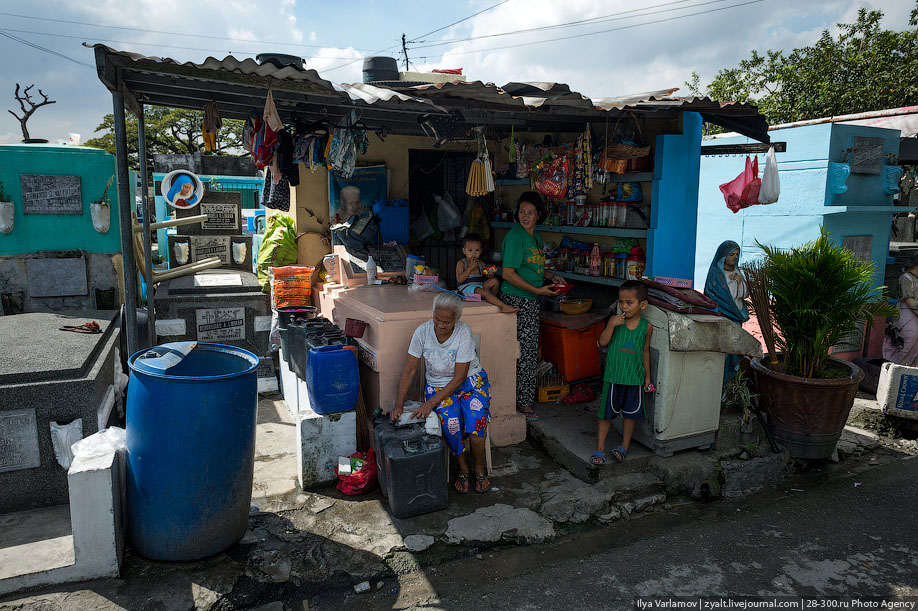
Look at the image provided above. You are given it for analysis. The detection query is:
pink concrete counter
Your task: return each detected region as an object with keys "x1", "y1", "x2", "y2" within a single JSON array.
[{"x1": 318, "y1": 284, "x2": 526, "y2": 446}]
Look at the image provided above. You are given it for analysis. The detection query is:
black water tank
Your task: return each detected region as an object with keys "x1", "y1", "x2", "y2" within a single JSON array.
[{"x1": 363, "y1": 56, "x2": 399, "y2": 83}]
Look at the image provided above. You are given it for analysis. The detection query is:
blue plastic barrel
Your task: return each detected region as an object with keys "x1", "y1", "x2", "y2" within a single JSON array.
[
  {"x1": 126, "y1": 342, "x2": 258, "y2": 561},
  {"x1": 305, "y1": 345, "x2": 359, "y2": 414}
]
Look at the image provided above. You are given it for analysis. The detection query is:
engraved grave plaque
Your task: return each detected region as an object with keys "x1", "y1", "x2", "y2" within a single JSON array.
[
  {"x1": 201, "y1": 202, "x2": 240, "y2": 232},
  {"x1": 21, "y1": 174, "x2": 82, "y2": 214},
  {"x1": 851, "y1": 136, "x2": 884, "y2": 175},
  {"x1": 0, "y1": 409, "x2": 41, "y2": 473}
]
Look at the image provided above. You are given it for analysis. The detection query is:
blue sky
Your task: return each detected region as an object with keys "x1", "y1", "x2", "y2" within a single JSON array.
[{"x1": 0, "y1": 0, "x2": 913, "y2": 144}]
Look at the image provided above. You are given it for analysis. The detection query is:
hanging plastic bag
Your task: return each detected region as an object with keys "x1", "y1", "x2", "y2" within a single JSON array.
[
  {"x1": 336, "y1": 448, "x2": 378, "y2": 495},
  {"x1": 410, "y1": 211, "x2": 435, "y2": 241},
  {"x1": 758, "y1": 147, "x2": 780, "y2": 204},
  {"x1": 719, "y1": 156, "x2": 761, "y2": 213},
  {"x1": 435, "y1": 193, "x2": 462, "y2": 231},
  {"x1": 534, "y1": 153, "x2": 568, "y2": 199}
]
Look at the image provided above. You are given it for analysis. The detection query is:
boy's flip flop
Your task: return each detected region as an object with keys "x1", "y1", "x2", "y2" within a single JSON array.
[
  {"x1": 612, "y1": 445, "x2": 627, "y2": 462},
  {"x1": 590, "y1": 450, "x2": 606, "y2": 465}
]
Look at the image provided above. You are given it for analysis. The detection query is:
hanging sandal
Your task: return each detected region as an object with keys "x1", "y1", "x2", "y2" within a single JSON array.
[
  {"x1": 454, "y1": 472, "x2": 471, "y2": 494},
  {"x1": 474, "y1": 472, "x2": 490, "y2": 493}
]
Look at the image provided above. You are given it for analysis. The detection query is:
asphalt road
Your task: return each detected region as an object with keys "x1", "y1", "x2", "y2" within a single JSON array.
[{"x1": 320, "y1": 455, "x2": 918, "y2": 611}]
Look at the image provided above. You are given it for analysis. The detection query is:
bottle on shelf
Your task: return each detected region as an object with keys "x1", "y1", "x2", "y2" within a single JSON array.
[
  {"x1": 366, "y1": 255, "x2": 377, "y2": 284},
  {"x1": 615, "y1": 252, "x2": 628, "y2": 279},
  {"x1": 590, "y1": 243, "x2": 602, "y2": 277},
  {"x1": 625, "y1": 246, "x2": 645, "y2": 280}
]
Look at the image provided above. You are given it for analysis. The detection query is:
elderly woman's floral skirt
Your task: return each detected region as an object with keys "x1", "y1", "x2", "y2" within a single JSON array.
[{"x1": 424, "y1": 370, "x2": 490, "y2": 456}]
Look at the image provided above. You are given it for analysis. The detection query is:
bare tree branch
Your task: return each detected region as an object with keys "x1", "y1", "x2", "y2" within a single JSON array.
[{"x1": 9, "y1": 83, "x2": 56, "y2": 140}]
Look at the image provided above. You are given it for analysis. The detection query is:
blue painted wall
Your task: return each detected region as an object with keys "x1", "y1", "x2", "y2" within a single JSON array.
[
  {"x1": 0, "y1": 144, "x2": 122, "y2": 256},
  {"x1": 694, "y1": 123, "x2": 901, "y2": 291},
  {"x1": 647, "y1": 111, "x2": 702, "y2": 281}
]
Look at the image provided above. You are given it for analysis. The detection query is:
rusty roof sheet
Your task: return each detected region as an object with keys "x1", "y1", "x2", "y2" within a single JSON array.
[{"x1": 90, "y1": 45, "x2": 769, "y2": 141}]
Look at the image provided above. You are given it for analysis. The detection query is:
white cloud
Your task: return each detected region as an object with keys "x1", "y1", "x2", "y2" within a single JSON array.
[{"x1": 412, "y1": 0, "x2": 915, "y2": 98}]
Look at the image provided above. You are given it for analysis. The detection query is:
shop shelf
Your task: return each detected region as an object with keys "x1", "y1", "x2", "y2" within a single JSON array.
[
  {"x1": 554, "y1": 271, "x2": 627, "y2": 287},
  {"x1": 495, "y1": 178, "x2": 531, "y2": 186},
  {"x1": 491, "y1": 222, "x2": 646, "y2": 239},
  {"x1": 604, "y1": 172, "x2": 654, "y2": 183}
]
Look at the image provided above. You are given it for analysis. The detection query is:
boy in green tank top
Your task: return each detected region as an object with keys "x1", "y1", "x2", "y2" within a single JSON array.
[{"x1": 592, "y1": 281, "x2": 653, "y2": 465}]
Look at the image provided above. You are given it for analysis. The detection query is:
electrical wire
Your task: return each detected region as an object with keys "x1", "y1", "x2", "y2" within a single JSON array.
[
  {"x1": 410, "y1": 0, "x2": 509, "y2": 41},
  {"x1": 322, "y1": 1, "x2": 508, "y2": 74},
  {"x1": 0, "y1": 11, "x2": 377, "y2": 52},
  {"x1": 0, "y1": 29, "x2": 94, "y2": 69},
  {"x1": 418, "y1": 0, "x2": 765, "y2": 57},
  {"x1": 0, "y1": 28, "x2": 364, "y2": 60},
  {"x1": 411, "y1": 0, "x2": 732, "y2": 48}
]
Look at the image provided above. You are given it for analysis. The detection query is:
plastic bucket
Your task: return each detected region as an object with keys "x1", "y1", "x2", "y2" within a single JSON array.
[
  {"x1": 344, "y1": 318, "x2": 368, "y2": 338},
  {"x1": 126, "y1": 342, "x2": 258, "y2": 561}
]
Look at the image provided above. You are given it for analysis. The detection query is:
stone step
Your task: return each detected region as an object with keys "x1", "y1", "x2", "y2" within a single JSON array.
[{"x1": 528, "y1": 403, "x2": 655, "y2": 484}]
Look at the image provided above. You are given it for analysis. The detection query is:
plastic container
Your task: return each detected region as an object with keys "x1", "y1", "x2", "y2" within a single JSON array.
[
  {"x1": 126, "y1": 342, "x2": 259, "y2": 561},
  {"x1": 615, "y1": 252, "x2": 628, "y2": 279},
  {"x1": 405, "y1": 254, "x2": 425, "y2": 284},
  {"x1": 373, "y1": 199, "x2": 410, "y2": 244},
  {"x1": 372, "y1": 415, "x2": 428, "y2": 498},
  {"x1": 344, "y1": 317, "x2": 368, "y2": 338},
  {"x1": 305, "y1": 345, "x2": 359, "y2": 415},
  {"x1": 540, "y1": 318, "x2": 605, "y2": 382},
  {"x1": 589, "y1": 243, "x2": 602, "y2": 277},
  {"x1": 277, "y1": 306, "x2": 317, "y2": 329},
  {"x1": 626, "y1": 246, "x2": 646, "y2": 280},
  {"x1": 382, "y1": 434, "x2": 448, "y2": 518}
]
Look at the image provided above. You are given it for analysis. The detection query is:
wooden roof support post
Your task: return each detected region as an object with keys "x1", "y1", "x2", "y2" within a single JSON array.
[
  {"x1": 137, "y1": 104, "x2": 156, "y2": 348},
  {"x1": 113, "y1": 88, "x2": 139, "y2": 357}
]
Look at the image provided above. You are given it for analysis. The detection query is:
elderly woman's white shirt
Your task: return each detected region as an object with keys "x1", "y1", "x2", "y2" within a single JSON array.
[{"x1": 408, "y1": 320, "x2": 482, "y2": 387}]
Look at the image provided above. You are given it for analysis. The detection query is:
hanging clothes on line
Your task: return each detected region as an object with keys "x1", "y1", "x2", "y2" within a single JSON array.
[
  {"x1": 201, "y1": 102, "x2": 222, "y2": 153},
  {"x1": 261, "y1": 166, "x2": 290, "y2": 212}
]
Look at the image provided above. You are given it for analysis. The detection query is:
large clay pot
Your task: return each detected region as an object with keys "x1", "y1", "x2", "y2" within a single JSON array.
[{"x1": 750, "y1": 356, "x2": 864, "y2": 460}]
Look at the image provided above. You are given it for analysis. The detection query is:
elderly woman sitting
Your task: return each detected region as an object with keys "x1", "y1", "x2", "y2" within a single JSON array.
[{"x1": 390, "y1": 292, "x2": 491, "y2": 494}]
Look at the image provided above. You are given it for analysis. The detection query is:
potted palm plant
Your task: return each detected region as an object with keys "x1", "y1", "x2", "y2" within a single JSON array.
[{"x1": 744, "y1": 230, "x2": 893, "y2": 460}]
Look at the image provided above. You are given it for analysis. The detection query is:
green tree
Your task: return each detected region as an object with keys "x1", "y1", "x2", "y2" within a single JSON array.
[
  {"x1": 83, "y1": 106, "x2": 245, "y2": 170},
  {"x1": 687, "y1": 6, "x2": 918, "y2": 127}
]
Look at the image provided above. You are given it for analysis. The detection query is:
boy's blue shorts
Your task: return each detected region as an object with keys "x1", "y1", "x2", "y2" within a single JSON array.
[{"x1": 597, "y1": 381, "x2": 646, "y2": 421}]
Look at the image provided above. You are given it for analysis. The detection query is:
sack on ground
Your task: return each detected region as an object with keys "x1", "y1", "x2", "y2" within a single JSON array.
[{"x1": 271, "y1": 265, "x2": 315, "y2": 309}]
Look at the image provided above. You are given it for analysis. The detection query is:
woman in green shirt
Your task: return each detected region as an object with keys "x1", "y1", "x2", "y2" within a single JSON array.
[{"x1": 499, "y1": 192, "x2": 565, "y2": 421}]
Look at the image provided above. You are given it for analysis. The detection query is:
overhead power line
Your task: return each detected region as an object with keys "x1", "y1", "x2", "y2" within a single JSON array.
[
  {"x1": 411, "y1": 0, "x2": 740, "y2": 49},
  {"x1": 411, "y1": 0, "x2": 509, "y2": 41},
  {"x1": 420, "y1": 0, "x2": 765, "y2": 57},
  {"x1": 0, "y1": 28, "x2": 365, "y2": 60},
  {"x1": 0, "y1": 11, "x2": 377, "y2": 52},
  {"x1": 0, "y1": 29, "x2": 94, "y2": 69},
  {"x1": 322, "y1": 1, "x2": 508, "y2": 74}
]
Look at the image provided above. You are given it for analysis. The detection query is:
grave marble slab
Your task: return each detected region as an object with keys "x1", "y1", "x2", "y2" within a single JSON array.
[
  {"x1": 26, "y1": 258, "x2": 88, "y2": 298},
  {"x1": 0, "y1": 409, "x2": 40, "y2": 473}
]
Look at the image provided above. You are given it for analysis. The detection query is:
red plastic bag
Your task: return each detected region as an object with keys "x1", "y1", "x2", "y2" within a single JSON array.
[
  {"x1": 335, "y1": 448, "x2": 378, "y2": 495},
  {"x1": 719, "y1": 156, "x2": 761, "y2": 213}
]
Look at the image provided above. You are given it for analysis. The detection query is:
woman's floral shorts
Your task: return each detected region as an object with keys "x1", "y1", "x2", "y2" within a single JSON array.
[{"x1": 424, "y1": 370, "x2": 491, "y2": 456}]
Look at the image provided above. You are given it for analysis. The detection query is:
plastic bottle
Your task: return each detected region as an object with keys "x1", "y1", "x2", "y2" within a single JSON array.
[
  {"x1": 366, "y1": 255, "x2": 377, "y2": 284},
  {"x1": 590, "y1": 243, "x2": 602, "y2": 277},
  {"x1": 625, "y1": 246, "x2": 645, "y2": 280}
]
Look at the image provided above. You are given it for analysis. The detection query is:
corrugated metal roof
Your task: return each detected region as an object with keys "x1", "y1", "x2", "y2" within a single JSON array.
[{"x1": 89, "y1": 44, "x2": 770, "y2": 141}]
